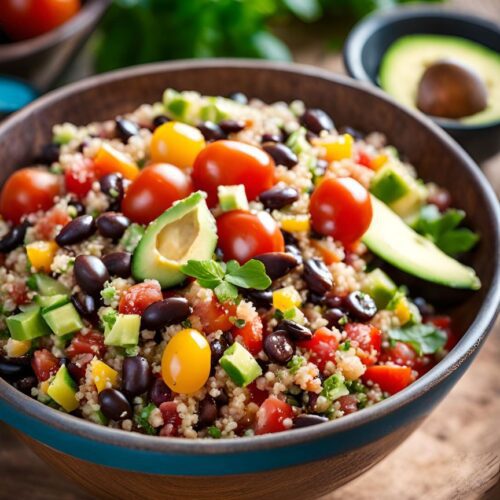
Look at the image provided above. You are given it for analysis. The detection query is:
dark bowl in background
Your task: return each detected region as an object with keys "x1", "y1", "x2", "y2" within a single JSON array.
[
  {"x1": 343, "y1": 6, "x2": 500, "y2": 163},
  {"x1": 0, "y1": 0, "x2": 110, "y2": 92}
]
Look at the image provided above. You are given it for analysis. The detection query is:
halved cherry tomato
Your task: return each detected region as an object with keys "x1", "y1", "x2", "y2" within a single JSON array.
[
  {"x1": 64, "y1": 157, "x2": 96, "y2": 198},
  {"x1": 192, "y1": 296, "x2": 235, "y2": 334},
  {"x1": 66, "y1": 331, "x2": 106, "y2": 359},
  {"x1": 192, "y1": 140, "x2": 275, "y2": 206},
  {"x1": 232, "y1": 316, "x2": 263, "y2": 355},
  {"x1": 32, "y1": 349, "x2": 60, "y2": 382},
  {"x1": 380, "y1": 341, "x2": 417, "y2": 368},
  {"x1": 122, "y1": 163, "x2": 193, "y2": 224},
  {"x1": 119, "y1": 281, "x2": 163, "y2": 315},
  {"x1": 297, "y1": 326, "x2": 339, "y2": 372},
  {"x1": 33, "y1": 207, "x2": 71, "y2": 240},
  {"x1": 344, "y1": 323, "x2": 382, "y2": 366},
  {"x1": 94, "y1": 144, "x2": 139, "y2": 181},
  {"x1": 0, "y1": 168, "x2": 60, "y2": 224},
  {"x1": 216, "y1": 210, "x2": 284, "y2": 263},
  {"x1": 0, "y1": 0, "x2": 81, "y2": 41},
  {"x1": 255, "y1": 397, "x2": 294, "y2": 435},
  {"x1": 309, "y1": 177, "x2": 372, "y2": 246},
  {"x1": 363, "y1": 365, "x2": 413, "y2": 395}
]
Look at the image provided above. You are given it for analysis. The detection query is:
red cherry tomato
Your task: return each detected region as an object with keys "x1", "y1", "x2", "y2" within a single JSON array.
[
  {"x1": 232, "y1": 316, "x2": 263, "y2": 355},
  {"x1": 192, "y1": 140, "x2": 275, "y2": 206},
  {"x1": 31, "y1": 349, "x2": 60, "y2": 382},
  {"x1": 363, "y1": 365, "x2": 413, "y2": 395},
  {"x1": 380, "y1": 341, "x2": 417, "y2": 368},
  {"x1": 0, "y1": 0, "x2": 80, "y2": 41},
  {"x1": 424, "y1": 315, "x2": 457, "y2": 351},
  {"x1": 192, "y1": 296, "x2": 235, "y2": 334},
  {"x1": 309, "y1": 177, "x2": 372, "y2": 245},
  {"x1": 216, "y1": 210, "x2": 284, "y2": 264},
  {"x1": 33, "y1": 207, "x2": 71, "y2": 240},
  {"x1": 64, "y1": 157, "x2": 96, "y2": 198},
  {"x1": 0, "y1": 168, "x2": 60, "y2": 224},
  {"x1": 344, "y1": 323, "x2": 382, "y2": 366},
  {"x1": 122, "y1": 163, "x2": 193, "y2": 225},
  {"x1": 297, "y1": 326, "x2": 339, "y2": 372},
  {"x1": 255, "y1": 397, "x2": 294, "y2": 435},
  {"x1": 119, "y1": 281, "x2": 163, "y2": 315},
  {"x1": 66, "y1": 331, "x2": 106, "y2": 359}
]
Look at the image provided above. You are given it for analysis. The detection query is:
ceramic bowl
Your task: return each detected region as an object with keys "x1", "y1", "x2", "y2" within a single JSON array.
[
  {"x1": 343, "y1": 6, "x2": 500, "y2": 163},
  {"x1": 0, "y1": 60, "x2": 498, "y2": 500}
]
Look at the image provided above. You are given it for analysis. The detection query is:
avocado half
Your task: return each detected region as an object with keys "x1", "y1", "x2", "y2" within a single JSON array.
[
  {"x1": 379, "y1": 35, "x2": 500, "y2": 125},
  {"x1": 362, "y1": 196, "x2": 480, "y2": 290},
  {"x1": 132, "y1": 192, "x2": 218, "y2": 288}
]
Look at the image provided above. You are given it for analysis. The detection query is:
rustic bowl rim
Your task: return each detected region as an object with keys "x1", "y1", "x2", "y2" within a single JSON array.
[
  {"x1": 0, "y1": 0, "x2": 110, "y2": 63},
  {"x1": 342, "y1": 4, "x2": 500, "y2": 131},
  {"x1": 0, "y1": 59, "x2": 498, "y2": 456}
]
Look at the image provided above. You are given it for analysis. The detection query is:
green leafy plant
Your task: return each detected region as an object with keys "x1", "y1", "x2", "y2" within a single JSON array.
[{"x1": 389, "y1": 323, "x2": 447, "y2": 355}]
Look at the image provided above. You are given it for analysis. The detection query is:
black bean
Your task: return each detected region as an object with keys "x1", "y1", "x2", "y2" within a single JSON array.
[
  {"x1": 67, "y1": 353, "x2": 94, "y2": 382},
  {"x1": 261, "y1": 133, "x2": 283, "y2": 143},
  {"x1": 55, "y1": 215, "x2": 95, "y2": 246},
  {"x1": 285, "y1": 244, "x2": 303, "y2": 266},
  {"x1": 227, "y1": 92, "x2": 248, "y2": 104},
  {"x1": 254, "y1": 252, "x2": 298, "y2": 281},
  {"x1": 241, "y1": 289, "x2": 273, "y2": 309},
  {"x1": 413, "y1": 297, "x2": 435, "y2": 317},
  {"x1": 0, "y1": 221, "x2": 29, "y2": 253},
  {"x1": 74, "y1": 255, "x2": 109, "y2": 296},
  {"x1": 264, "y1": 331, "x2": 295, "y2": 364},
  {"x1": 277, "y1": 320, "x2": 312, "y2": 341},
  {"x1": 101, "y1": 252, "x2": 131, "y2": 278},
  {"x1": 215, "y1": 389, "x2": 229, "y2": 407},
  {"x1": 293, "y1": 414, "x2": 329, "y2": 428},
  {"x1": 259, "y1": 186, "x2": 299, "y2": 210},
  {"x1": 122, "y1": 356, "x2": 152, "y2": 397},
  {"x1": 115, "y1": 117, "x2": 139, "y2": 142},
  {"x1": 324, "y1": 308, "x2": 348, "y2": 329},
  {"x1": 198, "y1": 396, "x2": 218, "y2": 428},
  {"x1": 210, "y1": 338, "x2": 227, "y2": 369},
  {"x1": 281, "y1": 230, "x2": 298, "y2": 246},
  {"x1": 338, "y1": 125, "x2": 364, "y2": 140},
  {"x1": 306, "y1": 130, "x2": 317, "y2": 142},
  {"x1": 98, "y1": 388, "x2": 132, "y2": 420},
  {"x1": 142, "y1": 298, "x2": 192, "y2": 331},
  {"x1": 344, "y1": 291, "x2": 377, "y2": 322},
  {"x1": 99, "y1": 173, "x2": 124, "y2": 204},
  {"x1": 0, "y1": 354, "x2": 31, "y2": 367},
  {"x1": 218, "y1": 119, "x2": 245, "y2": 134},
  {"x1": 96, "y1": 212, "x2": 130, "y2": 240},
  {"x1": 38, "y1": 143, "x2": 60, "y2": 165},
  {"x1": 13, "y1": 375, "x2": 38, "y2": 394},
  {"x1": 68, "y1": 199, "x2": 85, "y2": 217},
  {"x1": 303, "y1": 258, "x2": 333, "y2": 296},
  {"x1": 304, "y1": 391, "x2": 319, "y2": 412},
  {"x1": 315, "y1": 159, "x2": 329, "y2": 176},
  {"x1": 222, "y1": 331, "x2": 234, "y2": 346},
  {"x1": 197, "y1": 121, "x2": 225, "y2": 142},
  {"x1": 149, "y1": 378, "x2": 172, "y2": 407},
  {"x1": 262, "y1": 143, "x2": 298, "y2": 169},
  {"x1": 71, "y1": 292, "x2": 98, "y2": 319},
  {"x1": 307, "y1": 292, "x2": 324, "y2": 305},
  {"x1": 152, "y1": 115, "x2": 170, "y2": 129},
  {"x1": 300, "y1": 109, "x2": 334, "y2": 135},
  {"x1": 324, "y1": 294, "x2": 344, "y2": 309},
  {"x1": 0, "y1": 357, "x2": 31, "y2": 380}
]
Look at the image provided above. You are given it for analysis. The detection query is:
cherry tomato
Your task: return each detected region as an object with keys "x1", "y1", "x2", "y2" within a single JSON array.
[
  {"x1": 309, "y1": 177, "x2": 372, "y2": 245},
  {"x1": 33, "y1": 207, "x2": 71, "y2": 240},
  {"x1": 150, "y1": 122, "x2": 205, "y2": 169},
  {"x1": 122, "y1": 163, "x2": 193, "y2": 225},
  {"x1": 216, "y1": 210, "x2": 284, "y2": 263},
  {"x1": 192, "y1": 296, "x2": 235, "y2": 334},
  {"x1": 344, "y1": 323, "x2": 382, "y2": 366},
  {"x1": 119, "y1": 281, "x2": 163, "y2": 315},
  {"x1": 232, "y1": 316, "x2": 263, "y2": 355},
  {"x1": 363, "y1": 365, "x2": 413, "y2": 395},
  {"x1": 380, "y1": 341, "x2": 417, "y2": 368},
  {"x1": 66, "y1": 331, "x2": 106, "y2": 359},
  {"x1": 161, "y1": 329, "x2": 211, "y2": 394},
  {"x1": 159, "y1": 401, "x2": 181, "y2": 437},
  {"x1": 297, "y1": 326, "x2": 339, "y2": 372},
  {"x1": 0, "y1": 168, "x2": 60, "y2": 224},
  {"x1": 31, "y1": 349, "x2": 60, "y2": 382},
  {"x1": 0, "y1": 0, "x2": 80, "y2": 41},
  {"x1": 64, "y1": 157, "x2": 96, "y2": 198},
  {"x1": 255, "y1": 397, "x2": 294, "y2": 435},
  {"x1": 192, "y1": 140, "x2": 275, "y2": 206}
]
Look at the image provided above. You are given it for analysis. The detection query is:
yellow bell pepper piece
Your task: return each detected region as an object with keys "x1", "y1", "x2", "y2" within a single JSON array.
[
  {"x1": 94, "y1": 143, "x2": 140, "y2": 181},
  {"x1": 394, "y1": 298, "x2": 412, "y2": 326},
  {"x1": 371, "y1": 154, "x2": 389, "y2": 171},
  {"x1": 280, "y1": 214, "x2": 310, "y2": 233},
  {"x1": 273, "y1": 286, "x2": 302, "y2": 312},
  {"x1": 317, "y1": 134, "x2": 354, "y2": 162},
  {"x1": 26, "y1": 241, "x2": 58, "y2": 272},
  {"x1": 39, "y1": 380, "x2": 50, "y2": 396},
  {"x1": 5, "y1": 338, "x2": 31, "y2": 357},
  {"x1": 91, "y1": 359, "x2": 118, "y2": 393}
]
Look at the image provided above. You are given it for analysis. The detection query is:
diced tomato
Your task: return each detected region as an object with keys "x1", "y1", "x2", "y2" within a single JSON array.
[
  {"x1": 255, "y1": 397, "x2": 293, "y2": 435},
  {"x1": 344, "y1": 323, "x2": 382, "y2": 366},
  {"x1": 233, "y1": 316, "x2": 263, "y2": 355},
  {"x1": 159, "y1": 401, "x2": 181, "y2": 437},
  {"x1": 10, "y1": 281, "x2": 29, "y2": 306},
  {"x1": 192, "y1": 296, "x2": 235, "y2": 334},
  {"x1": 413, "y1": 355, "x2": 435, "y2": 377},
  {"x1": 297, "y1": 326, "x2": 339, "y2": 372},
  {"x1": 380, "y1": 341, "x2": 417, "y2": 367},
  {"x1": 337, "y1": 394, "x2": 358, "y2": 415},
  {"x1": 119, "y1": 281, "x2": 163, "y2": 315},
  {"x1": 66, "y1": 353, "x2": 93, "y2": 381},
  {"x1": 34, "y1": 207, "x2": 71, "y2": 240},
  {"x1": 64, "y1": 157, "x2": 97, "y2": 198},
  {"x1": 425, "y1": 315, "x2": 457, "y2": 351},
  {"x1": 247, "y1": 381, "x2": 268, "y2": 406},
  {"x1": 356, "y1": 150, "x2": 372, "y2": 168},
  {"x1": 66, "y1": 331, "x2": 106, "y2": 359},
  {"x1": 32, "y1": 349, "x2": 60, "y2": 382},
  {"x1": 363, "y1": 365, "x2": 413, "y2": 395}
]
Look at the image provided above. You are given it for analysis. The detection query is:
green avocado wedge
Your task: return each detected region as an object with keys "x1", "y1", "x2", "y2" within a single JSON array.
[
  {"x1": 132, "y1": 192, "x2": 218, "y2": 288},
  {"x1": 362, "y1": 196, "x2": 480, "y2": 290}
]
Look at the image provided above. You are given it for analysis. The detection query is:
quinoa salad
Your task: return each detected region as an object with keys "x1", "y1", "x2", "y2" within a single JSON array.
[{"x1": 0, "y1": 89, "x2": 480, "y2": 439}]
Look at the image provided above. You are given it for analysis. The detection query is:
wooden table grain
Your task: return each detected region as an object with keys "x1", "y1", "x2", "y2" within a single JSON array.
[{"x1": 1, "y1": 1, "x2": 499, "y2": 498}]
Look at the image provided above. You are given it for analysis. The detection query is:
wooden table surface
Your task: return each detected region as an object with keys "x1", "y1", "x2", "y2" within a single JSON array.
[{"x1": 1, "y1": 1, "x2": 499, "y2": 498}]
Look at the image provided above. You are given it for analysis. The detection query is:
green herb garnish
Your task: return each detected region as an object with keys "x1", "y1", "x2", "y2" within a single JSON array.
[
  {"x1": 134, "y1": 403, "x2": 157, "y2": 436},
  {"x1": 287, "y1": 355, "x2": 305, "y2": 375},
  {"x1": 321, "y1": 372, "x2": 349, "y2": 402},
  {"x1": 388, "y1": 323, "x2": 447, "y2": 356},
  {"x1": 207, "y1": 426, "x2": 222, "y2": 439}
]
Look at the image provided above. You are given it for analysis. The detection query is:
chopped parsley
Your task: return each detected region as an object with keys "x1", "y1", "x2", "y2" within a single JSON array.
[{"x1": 388, "y1": 323, "x2": 447, "y2": 356}]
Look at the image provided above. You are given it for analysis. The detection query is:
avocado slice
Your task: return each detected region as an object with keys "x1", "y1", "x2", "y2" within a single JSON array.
[
  {"x1": 362, "y1": 268, "x2": 397, "y2": 309},
  {"x1": 218, "y1": 185, "x2": 249, "y2": 212},
  {"x1": 362, "y1": 196, "x2": 480, "y2": 290},
  {"x1": 379, "y1": 35, "x2": 500, "y2": 125},
  {"x1": 132, "y1": 192, "x2": 217, "y2": 288}
]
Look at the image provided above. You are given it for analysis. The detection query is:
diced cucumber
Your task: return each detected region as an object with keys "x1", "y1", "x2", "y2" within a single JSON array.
[
  {"x1": 370, "y1": 164, "x2": 413, "y2": 204},
  {"x1": 33, "y1": 274, "x2": 69, "y2": 296},
  {"x1": 35, "y1": 294, "x2": 70, "y2": 312},
  {"x1": 362, "y1": 269, "x2": 397, "y2": 309},
  {"x1": 104, "y1": 314, "x2": 141, "y2": 347},
  {"x1": 286, "y1": 127, "x2": 311, "y2": 154},
  {"x1": 47, "y1": 365, "x2": 78, "y2": 412},
  {"x1": 220, "y1": 342, "x2": 262, "y2": 387},
  {"x1": 120, "y1": 223, "x2": 145, "y2": 253},
  {"x1": 42, "y1": 303, "x2": 84, "y2": 336},
  {"x1": 6, "y1": 305, "x2": 51, "y2": 341},
  {"x1": 218, "y1": 185, "x2": 249, "y2": 212}
]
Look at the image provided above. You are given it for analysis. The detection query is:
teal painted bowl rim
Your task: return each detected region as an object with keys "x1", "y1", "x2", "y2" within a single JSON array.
[{"x1": 0, "y1": 59, "x2": 499, "y2": 462}]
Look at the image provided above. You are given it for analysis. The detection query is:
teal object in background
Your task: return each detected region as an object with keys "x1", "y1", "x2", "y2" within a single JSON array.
[{"x1": 0, "y1": 76, "x2": 38, "y2": 115}]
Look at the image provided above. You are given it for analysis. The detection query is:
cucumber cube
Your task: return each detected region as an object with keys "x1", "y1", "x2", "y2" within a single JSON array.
[
  {"x1": 35, "y1": 294, "x2": 70, "y2": 312},
  {"x1": 33, "y1": 274, "x2": 69, "y2": 296},
  {"x1": 42, "y1": 302, "x2": 84, "y2": 336},
  {"x1": 6, "y1": 305, "x2": 51, "y2": 341},
  {"x1": 220, "y1": 342, "x2": 262, "y2": 387},
  {"x1": 104, "y1": 314, "x2": 141, "y2": 347},
  {"x1": 218, "y1": 185, "x2": 249, "y2": 212}
]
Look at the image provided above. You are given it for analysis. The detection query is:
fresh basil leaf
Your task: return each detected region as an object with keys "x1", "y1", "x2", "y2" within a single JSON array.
[
  {"x1": 389, "y1": 324, "x2": 447, "y2": 356},
  {"x1": 214, "y1": 281, "x2": 239, "y2": 303},
  {"x1": 180, "y1": 260, "x2": 225, "y2": 288},
  {"x1": 225, "y1": 259, "x2": 272, "y2": 290},
  {"x1": 436, "y1": 228, "x2": 480, "y2": 255},
  {"x1": 226, "y1": 260, "x2": 240, "y2": 275}
]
